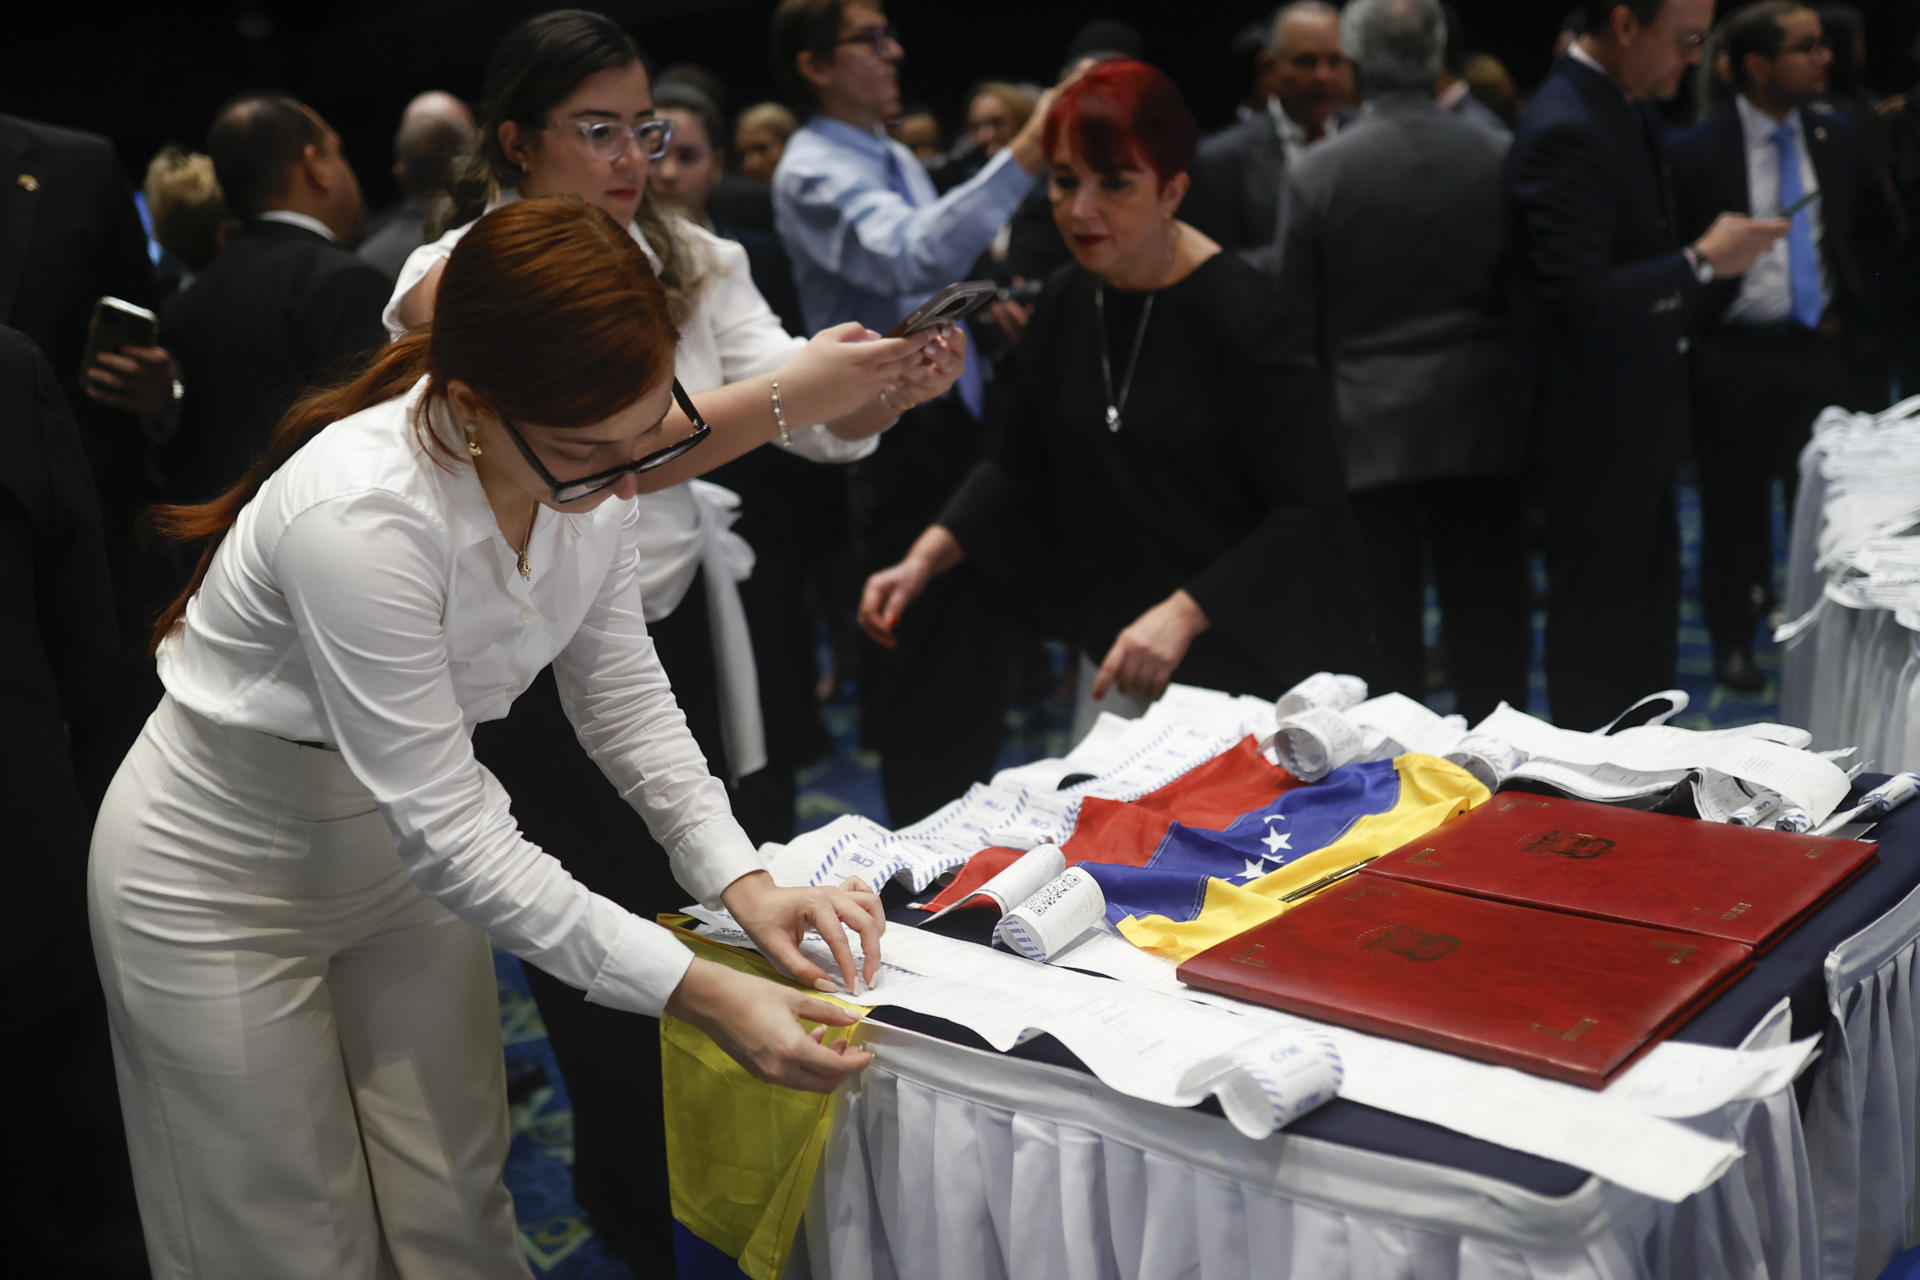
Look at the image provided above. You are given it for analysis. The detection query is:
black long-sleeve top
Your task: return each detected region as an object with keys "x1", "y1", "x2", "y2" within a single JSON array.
[
  {"x1": 938, "y1": 250, "x2": 1370, "y2": 698},
  {"x1": 0, "y1": 325, "x2": 120, "y2": 1021}
]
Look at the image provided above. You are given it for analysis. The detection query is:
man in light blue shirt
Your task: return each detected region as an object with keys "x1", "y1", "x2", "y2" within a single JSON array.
[
  {"x1": 768, "y1": 0, "x2": 1058, "y2": 826},
  {"x1": 770, "y1": 0, "x2": 1051, "y2": 417}
]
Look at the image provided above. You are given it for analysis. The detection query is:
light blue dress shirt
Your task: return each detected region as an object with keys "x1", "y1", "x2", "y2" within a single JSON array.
[{"x1": 772, "y1": 114, "x2": 1036, "y2": 417}]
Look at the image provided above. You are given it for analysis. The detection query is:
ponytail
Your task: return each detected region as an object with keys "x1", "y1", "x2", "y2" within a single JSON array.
[{"x1": 148, "y1": 335, "x2": 434, "y2": 651}]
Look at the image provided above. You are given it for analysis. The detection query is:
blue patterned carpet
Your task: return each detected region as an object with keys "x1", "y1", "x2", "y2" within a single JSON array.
[{"x1": 496, "y1": 472, "x2": 1786, "y2": 1278}]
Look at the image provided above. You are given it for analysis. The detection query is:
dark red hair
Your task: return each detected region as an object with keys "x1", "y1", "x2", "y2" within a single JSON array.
[
  {"x1": 148, "y1": 196, "x2": 678, "y2": 651},
  {"x1": 1042, "y1": 60, "x2": 1198, "y2": 184}
]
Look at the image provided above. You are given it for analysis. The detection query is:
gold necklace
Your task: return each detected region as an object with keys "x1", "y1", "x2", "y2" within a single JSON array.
[{"x1": 514, "y1": 498, "x2": 536, "y2": 580}]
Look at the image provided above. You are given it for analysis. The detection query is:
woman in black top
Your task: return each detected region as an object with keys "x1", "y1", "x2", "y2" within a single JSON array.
[{"x1": 861, "y1": 60, "x2": 1367, "y2": 708}]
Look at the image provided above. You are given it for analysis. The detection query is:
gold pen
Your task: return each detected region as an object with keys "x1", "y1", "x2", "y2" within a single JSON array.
[{"x1": 1279, "y1": 856, "x2": 1381, "y2": 904}]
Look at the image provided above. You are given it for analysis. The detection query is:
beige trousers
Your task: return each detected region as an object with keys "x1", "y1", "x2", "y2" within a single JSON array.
[{"x1": 88, "y1": 695, "x2": 530, "y2": 1279}]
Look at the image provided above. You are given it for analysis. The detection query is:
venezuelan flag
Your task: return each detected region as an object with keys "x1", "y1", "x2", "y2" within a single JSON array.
[{"x1": 925, "y1": 738, "x2": 1488, "y2": 961}]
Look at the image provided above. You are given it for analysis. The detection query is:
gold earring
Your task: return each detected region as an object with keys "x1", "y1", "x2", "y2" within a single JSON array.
[{"x1": 465, "y1": 423, "x2": 483, "y2": 457}]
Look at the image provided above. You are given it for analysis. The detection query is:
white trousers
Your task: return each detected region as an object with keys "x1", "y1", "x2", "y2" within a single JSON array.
[{"x1": 88, "y1": 695, "x2": 530, "y2": 1280}]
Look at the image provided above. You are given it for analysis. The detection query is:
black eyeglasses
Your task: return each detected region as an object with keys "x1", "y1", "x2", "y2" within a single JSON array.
[
  {"x1": 834, "y1": 24, "x2": 899, "y2": 55},
  {"x1": 496, "y1": 379, "x2": 711, "y2": 504}
]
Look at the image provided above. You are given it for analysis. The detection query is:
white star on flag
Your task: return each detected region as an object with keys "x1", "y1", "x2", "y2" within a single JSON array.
[
  {"x1": 1235, "y1": 858, "x2": 1269, "y2": 881},
  {"x1": 1261, "y1": 826, "x2": 1292, "y2": 855}
]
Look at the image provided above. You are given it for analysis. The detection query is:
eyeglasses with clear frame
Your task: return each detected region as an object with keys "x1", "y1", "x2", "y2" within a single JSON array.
[
  {"x1": 834, "y1": 24, "x2": 899, "y2": 55},
  {"x1": 495, "y1": 379, "x2": 711, "y2": 504},
  {"x1": 547, "y1": 117, "x2": 675, "y2": 162}
]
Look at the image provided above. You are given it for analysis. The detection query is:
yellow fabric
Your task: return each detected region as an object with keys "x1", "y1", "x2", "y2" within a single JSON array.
[
  {"x1": 1115, "y1": 754, "x2": 1490, "y2": 961},
  {"x1": 656, "y1": 919, "x2": 868, "y2": 1280}
]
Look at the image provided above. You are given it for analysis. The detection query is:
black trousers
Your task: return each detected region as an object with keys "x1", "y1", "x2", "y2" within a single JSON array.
[
  {"x1": 1691, "y1": 324, "x2": 1848, "y2": 660},
  {"x1": 853, "y1": 397, "x2": 1015, "y2": 826},
  {"x1": 1538, "y1": 458, "x2": 1680, "y2": 733},
  {"x1": 471, "y1": 589, "x2": 728, "y2": 1268},
  {"x1": 1348, "y1": 476, "x2": 1531, "y2": 725}
]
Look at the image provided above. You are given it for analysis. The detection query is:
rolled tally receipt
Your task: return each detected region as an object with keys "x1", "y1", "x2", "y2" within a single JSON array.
[
  {"x1": 1445, "y1": 733, "x2": 1528, "y2": 791},
  {"x1": 1273, "y1": 672, "x2": 1369, "y2": 719},
  {"x1": 994, "y1": 866, "x2": 1108, "y2": 961},
  {"x1": 1271, "y1": 705, "x2": 1370, "y2": 782},
  {"x1": 1175, "y1": 1029, "x2": 1345, "y2": 1139},
  {"x1": 921, "y1": 843, "x2": 1068, "y2": 922}
]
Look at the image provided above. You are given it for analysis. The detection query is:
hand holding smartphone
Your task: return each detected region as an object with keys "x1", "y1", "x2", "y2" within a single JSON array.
[
  {"x1": 80, "y1": 296, "x2": 159, "y2": 388},
  {"x1": 885, "y1": 280, "x2": 998, "y2": 339}
]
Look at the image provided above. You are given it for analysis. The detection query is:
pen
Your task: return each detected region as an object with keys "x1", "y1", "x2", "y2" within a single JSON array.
[{"x1": 1280, "y1": 856, "x2": 1380, "y2": 904}]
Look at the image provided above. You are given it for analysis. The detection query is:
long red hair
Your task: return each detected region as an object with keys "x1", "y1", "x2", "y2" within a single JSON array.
[{"x1": 149, "y1": 197, "x2": 679, "y2": 651}]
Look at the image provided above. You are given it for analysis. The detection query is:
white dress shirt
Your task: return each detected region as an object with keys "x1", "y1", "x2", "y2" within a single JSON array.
[
  {"x1": 1268, "y1": 96, "x2": 1340, "y2": 165},
  {"x1": 1725, "y1": 94, "x2": 1828, "y2": 326},
  {"x1": 257, "y1": 208, "x2": 338, "y2": 242},
  {"x1": 386, "y1": 195, "x2": 876, "y2": 779},
  {"x1": 158, "y1": 382, "x2": 764, "y2": 1017}
]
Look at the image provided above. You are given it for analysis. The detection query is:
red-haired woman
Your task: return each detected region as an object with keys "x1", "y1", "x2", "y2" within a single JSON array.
[
  {"x1": 87, "y1": 199, "x2": 882, "y2": 1280},
  {"x1": 862, "y1": 61, "x2": 1369, "y2": 725}
]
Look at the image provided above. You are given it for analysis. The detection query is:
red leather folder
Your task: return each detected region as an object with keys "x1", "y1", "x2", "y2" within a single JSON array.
[
  {"x1": 1176, "y1": 875, "x2": 1753, "y2": 1088},
  {"x1": 1364, "y1": 793, "x2": 1878, "y2": 950}
]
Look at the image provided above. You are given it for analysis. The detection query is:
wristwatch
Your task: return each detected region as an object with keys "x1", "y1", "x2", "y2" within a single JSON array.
[{"x1": 1683, "y1": 245, "x2": 1716, "y2": 285}]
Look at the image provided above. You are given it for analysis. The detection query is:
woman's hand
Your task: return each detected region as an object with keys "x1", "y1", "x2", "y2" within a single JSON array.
[
  {"x1": 664, "y1": 956, "x2": 873, "y2": 1092},
  {"x1": 858, "y1": 557, "x2": 934, "y2": 648},
  {"x1": 884, "y1": 325, "x2": 969, "y2": 413},
  {"x1": 777, "y1": 322, "x2": 938, "y2": 428},
  {"x1": 1092, "y1": 590, "x2": 1211, "y2": 702},
  {"x1": 721, "y1": 870, "x2": 885, "y2": 992}
]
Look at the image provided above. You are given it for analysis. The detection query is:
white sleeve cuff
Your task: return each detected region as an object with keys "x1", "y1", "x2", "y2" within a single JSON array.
[
  {"x1": 667, "y1": 813, "x2": 768, "y2": 907},
  {"x1": 786, "y1": 421, "x2": 880, "y2": 464},
  {"x1": 585, "y1": 915, "x2": 696, "y2": 1017}
]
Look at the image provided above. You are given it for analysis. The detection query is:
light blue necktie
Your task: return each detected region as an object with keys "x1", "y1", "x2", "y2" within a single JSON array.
[
  {"x1": 1771, "y1": 122, "x2": 1826, "y2": 329},
  {"x1": 884, "y1": 143, "x2": 985, "y2": 417}
]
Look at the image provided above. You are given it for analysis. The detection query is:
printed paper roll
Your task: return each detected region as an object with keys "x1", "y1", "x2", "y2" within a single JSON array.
[{"x1": 994, "y1": 866, "x2": 1107, "y2": 961}]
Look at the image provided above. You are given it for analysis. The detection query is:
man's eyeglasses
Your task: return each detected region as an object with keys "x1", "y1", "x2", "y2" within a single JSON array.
[
  {"x1": 496, "y1": 379, "x2": 711, "y2": 504},
  {"x1": 549, "y1": 117, "x2": 675, "y2": 162},
  {"x1": 834, "y1": 25, "x2": 899, "y2": 55}
]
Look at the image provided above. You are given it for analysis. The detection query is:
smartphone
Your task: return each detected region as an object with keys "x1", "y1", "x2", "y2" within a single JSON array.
[
  {"x1": 885, "y1": 280, "x2": 998, "y2": 339},
  {"x1": 1780, "y1": 188, "x2": 1821, "y2": 218},
  {"x1": 80, "y1": 296, "x2": 159, "y2": 387}
]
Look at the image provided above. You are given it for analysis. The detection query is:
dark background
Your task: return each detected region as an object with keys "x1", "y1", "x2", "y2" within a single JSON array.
[{"x1": 8, "y1": 0, "x2": 1918, "y2": 215}]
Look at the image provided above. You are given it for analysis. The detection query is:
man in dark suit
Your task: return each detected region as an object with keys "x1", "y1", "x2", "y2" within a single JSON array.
[
  {"x1": 0, "y1": 114, "x2": 173, "y2": 618},
  {"x1": 1186, "y1": 1, "x2": 1351, "y2": 262},
  {"x1": 0, "y1": 325, "x2": 149, "y2": 1276},
  {"x1": 0, "y1": 113, "x2": 184, "y2": 800},
  {"x1": 1668, "y1": 1, "x2": 1891, "y2": 691},
  {"x1": 160, "y1": 94, "x2": 389, "y2": 504},
  {"x1": 1278, "y1": 0, "x2": 1529, "y2": 724},
  {"x1": 1508, "y1": 0, "x2": 1787, "y2": 729},
  {"x1": 356, "y1": 91, "x2": 475, "y2": 280}
]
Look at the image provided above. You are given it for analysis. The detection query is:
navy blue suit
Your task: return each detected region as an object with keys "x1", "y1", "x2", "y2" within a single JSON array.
[
  {"x1": 1666, "y1": 101, "x2": 1890, "y2": 662},
  {"x1": 1507, "y1": 57, "x2": 1702, "y2": 729}
]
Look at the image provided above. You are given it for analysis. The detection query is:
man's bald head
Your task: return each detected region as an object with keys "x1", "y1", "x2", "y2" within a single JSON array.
[
  {"x1": 1261, "y1": 1, "x2": 1351, "y2": 134},
  {"x1": 393, "y1": 91, "x2": 477, "y2": 199}
]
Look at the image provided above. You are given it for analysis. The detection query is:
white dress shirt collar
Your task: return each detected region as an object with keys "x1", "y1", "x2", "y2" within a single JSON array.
[
  {"x1": 1268, "y1": 96, "x2": 1339, "y2": 156},
  {"x1": 1735, "y1": 93, "x2": 1799, "y2": 154},
  {"x1": 257, "y1": 209, "x2": 337, "y2": 242},
  {"x1": 416, "y1": 388, "x2": 516, "y2": 554},
  {"x1": 490, "y1": 187, "x2": 664, "y2": 273},
  {"x1": 1565, "y1": 42, "x2": 1622, "y2": 95}
]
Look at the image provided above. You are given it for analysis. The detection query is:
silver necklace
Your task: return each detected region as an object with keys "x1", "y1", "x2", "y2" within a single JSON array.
[{"x1": 1094, "y1": 281, "x2": 1154, "y2": 433}]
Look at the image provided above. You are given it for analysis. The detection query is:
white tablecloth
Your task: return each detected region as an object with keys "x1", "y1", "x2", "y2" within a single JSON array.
[{"x1": 792, "y1": 879, "x2": 1920, "y2": 1280}]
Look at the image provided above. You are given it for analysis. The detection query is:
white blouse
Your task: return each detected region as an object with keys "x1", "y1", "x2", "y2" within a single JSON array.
[
  {"x1": 158, "y1": 383, "x2": 764, "y2": 1016},
  {"x1": 387, "y1": 197, "x2": 875, "y2": 780}
]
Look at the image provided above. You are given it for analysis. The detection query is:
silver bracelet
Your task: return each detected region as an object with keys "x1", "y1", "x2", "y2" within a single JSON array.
[{"x1": 770, "y1": 378, "x2": 795, "y2": 449}]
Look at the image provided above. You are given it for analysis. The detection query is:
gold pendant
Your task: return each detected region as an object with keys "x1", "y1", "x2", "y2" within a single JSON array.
[{"x1": 517, "y1": 549, "x2": 532, "y2": 580}]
